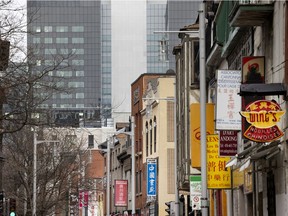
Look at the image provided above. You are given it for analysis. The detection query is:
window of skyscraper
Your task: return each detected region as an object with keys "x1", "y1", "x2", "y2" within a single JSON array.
[
  {"x1": 76, "y1": 104, "x2": 84, "y2": 108},
  {"x1": 36, "y1": 60, "x2": 41, "y2": 66},
  {"x1": 72, "y1": 49, "x2": 84, "y2": 55},
  {"x1": 56, "y1": 38, "x2": 68, "y2": 43},
  {"x1": 56, "y1": 71, "x2": 72, "y2": 77},
  {"x1": 33, "y1": 38, "x2": 40, "y2": 43},
  {"x1": 72, "y1": 38, "x2": 84, "y2": 43},
  {"x1": 56, "y1": 82, "x2": 65, "y2": 88},
  {"x1": 60, "y1": 93, "x2": 73, "y2": 99},
  {"x1": 33, "y1": 26, "x2": 41, "y2": 32},
  {"x1": 44, "y1": 26, "x2": 53, "y2": 32},
  {"x1": 76, "y1": 93, "x2": 84, "y2": 99},
  {"x1": 72, "y1": 26, "x2": 84, "y2": 32},
  {"x1": 76, "y1": 71, "x2": 84, "y2": 76},
  {"x1": 45, "y1": 60, "x2": 54, "y2": 66},
  {"x1": 60, "y1": 60, "x2": 69, "y2": 66},
  {"x1": 59, "y1": 49, "x2": 69, "y2": 55},
  {"x1": 68, "y1": 82, "x2": 84, "y2": 88},
  {"x1": 60, "y1": 104, "x2": 73, "y2": 108},
  {"x1": 72, "y1": 60, "x2": 84, "y2": 66},
  {"x1": 56, "y1": 26, "x2": 68, "y2": 32},
  {"x1": 44, "y1": 38, "x2": 53, "y2": 44},
  {"x1": 45, "y1": 49, "x2": 57, "y2": 54}
]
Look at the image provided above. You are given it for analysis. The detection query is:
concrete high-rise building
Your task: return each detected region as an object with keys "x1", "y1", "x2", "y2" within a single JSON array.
[{"x1": 27, "y1": 0, "x2": 199, "y2": 128}]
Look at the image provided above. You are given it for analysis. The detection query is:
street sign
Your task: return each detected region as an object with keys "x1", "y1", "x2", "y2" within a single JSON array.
[
  {"x1": 190, "y1": 175, "x2": 201, "y2": 210},
  {"x1": 147, "y1": 158, "x2": 157, "y2": 196}
]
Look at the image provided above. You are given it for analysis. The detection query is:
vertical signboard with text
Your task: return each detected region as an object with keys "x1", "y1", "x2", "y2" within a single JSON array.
[
  {"x1": 207, "y1": 134, "x2": 231, "y2": 189},
  {"x1": 190, "y1": 103, "x2": 215, "y2": 168},
  {"x1": 147, "y1": 158, "x2": 157, "y2": 196},
  {"x1": 114, "y1": 179, "x2": 128, "y2": 207},
  {"x1": 216, "y1": 70, "x2": 242, "y2": 131},
  {"x1": 190, "y1": 175, "x2": 201, "y2": 210}
]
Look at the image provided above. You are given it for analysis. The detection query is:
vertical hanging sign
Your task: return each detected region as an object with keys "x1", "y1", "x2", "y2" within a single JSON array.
[
  {"x1": 147, "y1": 158, "x2": 157, "y2": 196},
  {"x1": 207, "y1": 134, "x2": 231, "y2": 189},
  {"x1": 190, "y1": 175, "x2": 201, "y2": 210},
  {"x1": 114, "y1": 180, "x2": 128, "y2": 207}
]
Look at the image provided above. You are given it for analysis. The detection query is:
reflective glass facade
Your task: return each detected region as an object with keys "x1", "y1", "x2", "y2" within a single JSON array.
[
  {"x1": 147, "y1": 0, "x2": 200, "y2": 73},
  {"x1": 27, "y1": 0, "x2": 199, "y2": 127},
  {"x1": 27, "y1": 0, "x2": 109, "y2": 127}
]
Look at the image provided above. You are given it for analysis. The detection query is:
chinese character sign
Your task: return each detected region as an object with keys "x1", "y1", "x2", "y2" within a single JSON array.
[
  {"x1": 216, "y1": 70, "x2": 242, "y2": 130},
  {"x1": 114, "y1": 180, "x2": 128, "y2": 207},
  {"x1": 147, "y1": 158, "x2": 157, "y2": 196},
  {"x1": 207, "y1": 134, "x2": 231, "y2": 189}
]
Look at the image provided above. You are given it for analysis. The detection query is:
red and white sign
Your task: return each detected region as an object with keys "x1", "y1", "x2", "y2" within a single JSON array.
[{"x1": 114, "y1": 180, "x2": 128, "y2": 207}]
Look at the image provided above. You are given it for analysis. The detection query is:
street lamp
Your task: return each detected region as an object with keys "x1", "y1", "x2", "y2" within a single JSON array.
[{"x1": 32, "y1": 131, "x2": 59, "y2": 216}]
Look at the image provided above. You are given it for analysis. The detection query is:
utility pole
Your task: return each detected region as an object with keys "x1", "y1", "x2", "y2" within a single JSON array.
[
  {"x1": 131, "y1": 116, "x2": 135, "y2": 215},
  {"x1": 199, "y1": 2, "x2": 208, "y2": 216},
  {"x1": 32, "y1": 130, "x2": 59, "y2": 216},
  {"x1": 0, "y1": 39, "x2": 10, "y2": 216},
  {"x1": 106, "y1": 137, "x2": 111, "y2": 216}
]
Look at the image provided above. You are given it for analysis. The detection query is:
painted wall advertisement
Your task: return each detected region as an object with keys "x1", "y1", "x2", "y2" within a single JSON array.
[
  {"x1": 147, "y1": 158, "x2": 157, "y2": 196},
  {"x1": 114, "y1": 180, "x2": 128, "y2": 207},
  {"x1": 216, "y1": 70, "x2": 242, "y2": 131},
  {"x1": 207, "y1": 134, "x2": 231, "y2": 189}
]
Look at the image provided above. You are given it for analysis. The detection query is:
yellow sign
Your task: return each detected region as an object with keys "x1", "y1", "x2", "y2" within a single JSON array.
[
  {"x1": 207, "y1": 134, "x2": 231, "y2": 189},
  {"x1": 190, "y1": 103, "x2": 215, "y2": 168},
  {"x1": 232, "y1": 168, "x2": 244, "y2": 188},
  {"x1": 244, "y1": 164, "x2": 253, "y2": 194}
]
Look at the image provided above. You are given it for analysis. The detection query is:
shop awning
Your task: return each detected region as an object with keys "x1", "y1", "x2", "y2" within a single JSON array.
[
  {"x1": 250, "y1": 145, "x2": 281, "y2": 160},
  {"x1": 226, "y1": 141, "x2": 282, "y2": 168},
  {"x1": 239, "y1": 83, "x2": 287, "y2": 96}
]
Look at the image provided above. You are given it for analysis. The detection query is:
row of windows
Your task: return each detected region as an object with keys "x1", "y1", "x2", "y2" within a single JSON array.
[
  {"x1": 39, "y1": 103, "x2": 88, "y2": 108},
  {"x1": 44, "y1": 48, "x2": 84, "y2": 55},
  {"x1": 33, "y1": 26, "x2": 84, "y2": 33},
  {"x1": 53, "y1": 93, "x2": 85, "y2": 99},
  {"x1": 145, "y1": 117, "x2": 157, "y2": 157},
  {"x1": 55, "y1": 82, "x2": 85, "y2": 88},
  {"x1": 33, "y1": 37, "x2": 84, "y2": 44},
  {"x1": 47, "y1": 71, "x2": 84, "y2": 77},
  {"x1": 37, "y1": 59, "x2": 84, "y2": 66}
]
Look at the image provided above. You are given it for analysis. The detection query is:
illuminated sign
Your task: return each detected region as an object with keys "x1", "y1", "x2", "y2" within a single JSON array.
[{"x1": 240, "y1": 100, "x2": 285, "y2": 142}]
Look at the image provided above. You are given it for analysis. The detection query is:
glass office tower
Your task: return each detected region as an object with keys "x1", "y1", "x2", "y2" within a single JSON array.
[
  {"x1": 27, "y1": 0, "x2": 109, "y2": 128},
  {"x1": 27, "y1": 0, "x2": 199, "y2": 128},
  {"x1": 147, "y1": 0, "x2": 200, "y2": 73}
]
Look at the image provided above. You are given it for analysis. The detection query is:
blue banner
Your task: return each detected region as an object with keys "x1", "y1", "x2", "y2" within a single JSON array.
[{"x1": 147, "y1": 159, "x2": 157, "y2": 196}]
